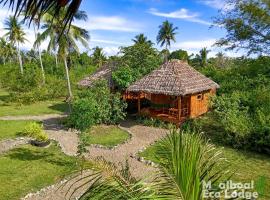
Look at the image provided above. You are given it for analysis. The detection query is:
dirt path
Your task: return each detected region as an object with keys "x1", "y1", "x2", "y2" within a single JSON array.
[{"x1": 0, "y1": 114, "x2": 67, "y2": 121}]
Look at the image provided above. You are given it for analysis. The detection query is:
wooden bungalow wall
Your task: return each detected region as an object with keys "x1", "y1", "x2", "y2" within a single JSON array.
[{"x1": 189, "y1": 89, "x2": 216, "y2": 118}]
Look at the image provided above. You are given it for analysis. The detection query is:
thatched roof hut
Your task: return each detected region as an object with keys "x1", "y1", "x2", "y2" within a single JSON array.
[
  {"x1": 127, "y1": 59, "x2": 219, "y2": 96},
  {"x1": 78, "y1": 63, "x2": 115, "y2": 88},
  {"x1": 126, "y1": 60, "x2": 220, "y2": 123}
]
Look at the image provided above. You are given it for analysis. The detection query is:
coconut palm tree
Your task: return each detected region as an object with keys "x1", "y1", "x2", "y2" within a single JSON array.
[
  {"x1": 157, "y1": 20, "x2": 178, "y2": 62},
  {"x1": 35, "y1": 8, "x2": 89, "y2": 103},
  {"x1": 200, "y1": 47, "x2": 211, "y2": 67},
  {"x1": 68, "y1": 129, "x2": 230, "y2": 200},
  {"x1": 132, "y1": 34, "x2": 153, "y2": 46},
  {"x1": 29, "y1": 12, "x2": 46, "y2": 84},
  {"x1": 4, "y1": 16, "x2": 27, "y2": 74},
  {"x1": 0, "y1": 38, "x2": 15, "y2": 64},
  {"x1": 92, "y1": 47, "x2": 106, "y2": 68}
]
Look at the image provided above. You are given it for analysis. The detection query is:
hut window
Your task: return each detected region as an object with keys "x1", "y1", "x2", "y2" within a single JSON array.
[{"x1": 197, "y1": 94, "x2": 203, "y2": 100}]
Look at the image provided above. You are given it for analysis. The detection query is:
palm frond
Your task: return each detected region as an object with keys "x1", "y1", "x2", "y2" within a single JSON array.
[{"x1": 0, "y1": 0, "x2": 82, "y2": 29}]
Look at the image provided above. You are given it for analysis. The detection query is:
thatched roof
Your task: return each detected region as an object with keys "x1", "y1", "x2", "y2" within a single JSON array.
[
  {"x1": 127, "y1": 59, "x2": 219, "y2": 96},
  {"x1": 78, "y1": 64, "x2": 113, "y2": 87}
]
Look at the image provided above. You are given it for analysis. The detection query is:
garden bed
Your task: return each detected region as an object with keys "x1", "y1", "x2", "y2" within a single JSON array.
[{"x1": 81, "y1": 125, "x2": 131, "y2": 148}]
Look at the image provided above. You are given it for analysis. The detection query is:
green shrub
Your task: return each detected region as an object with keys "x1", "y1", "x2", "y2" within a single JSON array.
[
  {"x1": 21, "y1": 122, "x2": 48, "y2": 142},
  {"x1": 68, "y1": 80, "x2": 127, "y2": 131},
  {"x1": 202, "y1": 58, "x2": 270, "y2": 154}
]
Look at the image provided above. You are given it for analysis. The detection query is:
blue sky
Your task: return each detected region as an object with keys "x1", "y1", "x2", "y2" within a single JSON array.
[{"x1": 0, "y1": 0, "x2": 241, "y2": 57}]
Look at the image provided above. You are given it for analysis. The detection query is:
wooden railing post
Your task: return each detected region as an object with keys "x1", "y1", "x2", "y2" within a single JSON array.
[
  {"x1": 178, "y1": 96, "x2": 181, "y2": 121},
  {"x1": 138, "y1": 93, "x2": 141, "y2": 114}
]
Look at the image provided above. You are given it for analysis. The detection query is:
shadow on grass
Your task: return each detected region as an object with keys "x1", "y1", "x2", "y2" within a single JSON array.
[
  {"x1": 6, "y1": 148, "x2": 53, "y2": 161},
  {"x1": 5, "y1": 146, "x2": 77, "y2": 167},
  {"x1": 48, "y1": 102, "x2": 69, "y2": 113}
]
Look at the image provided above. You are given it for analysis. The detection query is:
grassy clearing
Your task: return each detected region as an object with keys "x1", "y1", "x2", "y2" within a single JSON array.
[
  {"x1": 0, "y1": 143, "x2": 79, "y2": 200},
  {"x1": 0, "y1": 100, "x2": 68, "y2": 117},
  {"x1": 0, "y1": 120, "x2": 36, "y2": 141},
  {"x1": 0, "y1": 88, "x2": 68, "y2": 117},
  {"x1": 82, "y1": 125, "x2": 130, "y2": 148}
]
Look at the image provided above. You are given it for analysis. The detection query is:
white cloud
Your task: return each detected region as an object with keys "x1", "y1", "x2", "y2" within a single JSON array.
[
  {"x1": 91, "y1": 38, "x2": 126, "y2": 46},
  {"x1": 171, "y1": 38, "x2": 245, "y2": 58},
  {"x1": 173, "y1": 38, "x2": 217, "y2": 49},
  {"x1": 148, "y1": 8, "x2": 212, "y2": 26},
  {"x1": 103, "y1": 46, "x2": 120, "y2": 56},
  {"x1": 199, "y1": 0, "x2": 234, "y2": 11},
  {"x1": 77, "y1": 16, "x2": 142, "y2": 32}
]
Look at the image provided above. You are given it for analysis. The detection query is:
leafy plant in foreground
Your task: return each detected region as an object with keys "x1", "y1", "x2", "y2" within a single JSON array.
[{"x1": 67, "y1": 129, "x2": 230, "y2": 200}]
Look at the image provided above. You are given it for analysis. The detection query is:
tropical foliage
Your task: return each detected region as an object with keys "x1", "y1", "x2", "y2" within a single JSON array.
[
  {"x1": 215, "y1": 0, "x2": 270, "y2": 55},
  {"x1": 36, "y1": 8, "x2": 90, "y2": 101},
  {"x1": 70, "y1": 129, "x2": 230, "y2": 200},
  {"x1": 199, "y1": 56, "x2": 270, "y2": 154}
]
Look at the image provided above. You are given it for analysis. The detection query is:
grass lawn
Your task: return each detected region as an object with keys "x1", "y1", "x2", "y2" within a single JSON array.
[
  {"x1": 0, "y1": 89, "x2": 68, "y2": 116},
  {"x1": 82, "y1": 125, "x2": 130, "y2": 148},
  {"x1": 0, "y1": 100, "x2": 68, "y2": 117},
  {"x1": 0, "y1": 120, "x2": 35, "y2": 141},
  {"x1": 0, "y1": 143, "x2": 80, "y2": 200}
]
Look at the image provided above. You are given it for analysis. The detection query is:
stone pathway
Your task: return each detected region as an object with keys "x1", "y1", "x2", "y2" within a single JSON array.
[
  {"x1": 0, "y1": 114, "x2": 168, "y2": 199},
  {"x1": 0, "y1": 137, "x2": 30, "y2": 154},
  {"x1": 0, "y1": 114, "x2": 67, "y2": 121},
  {"x1": 87, "y1": 120, "x2": 168, "y2": 178},
  {"x1": 23, "y1": 120, "x2": 168, "y2": 200}
]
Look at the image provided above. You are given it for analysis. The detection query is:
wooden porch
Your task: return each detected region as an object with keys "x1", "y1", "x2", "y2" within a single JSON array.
[
  {"x1": 139, "y1": 107, "x2": 189, "y2": 124},
  {"x1": 136, "y1": 95, "x2": 191, "y2": 124}
]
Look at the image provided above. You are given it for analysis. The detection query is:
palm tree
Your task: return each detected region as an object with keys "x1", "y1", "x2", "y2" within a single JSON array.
[
  {"x1": 157, "y1": 20, "x2": 178, "y2": 62},
  {"x1": 0, "y1": 38, "x2": 15, "y2": 64},
  {"x1": 132, "y1": 34, "x2": 153, "y2": 46},
  {"x1": 36, "y1": 8, "x2": 89, "y2": 103},
  {"x1": 4, "y1": 16, "x2": 27, "y2": 74},
  {"x1": 68, "y1": 129, "x2": 230, "y2": 200},
  {"x1": 92, "y1": 47, "x2": 106, "y2": 68},
  {"x1": 200, "y1": 47, "x2": 211, "y2": 67}
]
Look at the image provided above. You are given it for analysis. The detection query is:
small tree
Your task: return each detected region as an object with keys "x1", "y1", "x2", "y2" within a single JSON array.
[
  {"x1": 92, "y1": 47, "x2": 106, "y2": 68},
  {"x1": 132, "y1": 34, "x2": 153, "y2": 46},
  {"x1": 200, "y1": 47, "x2": 210, "y2": 67},
  {"x1": 169, "y1": 49, "x2": 190, "y2": 61}
]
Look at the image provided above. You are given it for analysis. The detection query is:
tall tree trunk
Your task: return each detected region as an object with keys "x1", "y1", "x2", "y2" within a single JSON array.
[
  {"x1": 55, "y1": 53, "x2": 58, "y2": 68},
  {"x1": 34, "y1": 24, "x2": 45, "y2": 84},
  {"x1": 17, "y1": 43, "x2": 23, "y2": 74},
  {"x1": 64, "y1": 57, "x2": 72, "y2": 113},
  {"x1": 165, "y1": 44, "x2": 169, "y2": 63},
  {"x1": 39, "y1": 48, "x2": 45, "y2": 84}
]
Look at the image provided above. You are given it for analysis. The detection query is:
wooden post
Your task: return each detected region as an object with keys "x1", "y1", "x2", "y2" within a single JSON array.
[
  {"x1": 138, "y1": 94, "x2": 141, "y2": 114},
  {"x1": 178, "y1": 96, "x2": 181, "y2": 121}
]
